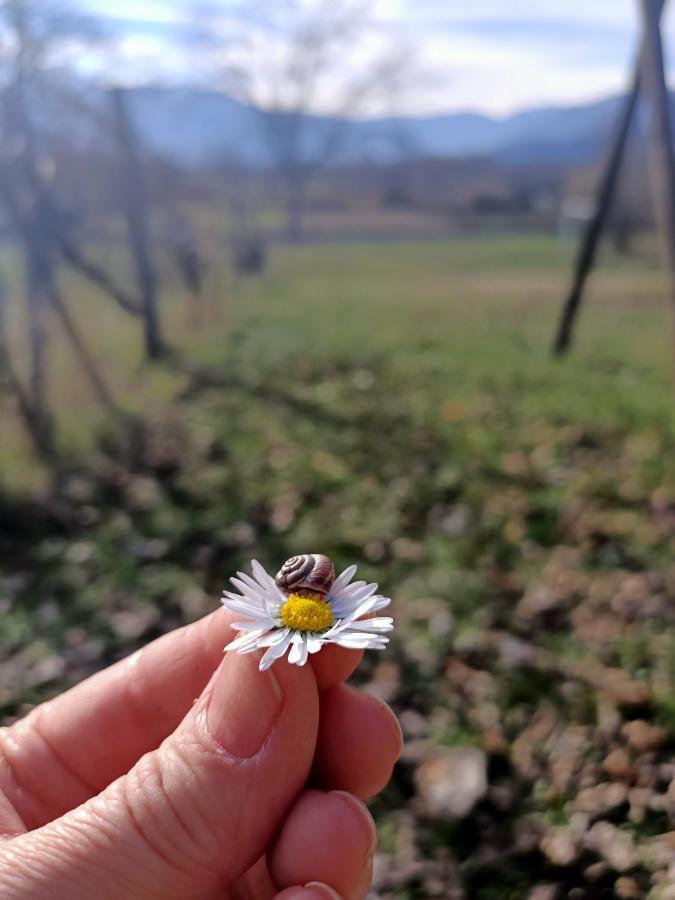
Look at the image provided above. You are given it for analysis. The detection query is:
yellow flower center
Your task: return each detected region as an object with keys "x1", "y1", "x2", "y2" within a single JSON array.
[{"x1": 280, "y1": 593, "x2": 334, "y2": 633}]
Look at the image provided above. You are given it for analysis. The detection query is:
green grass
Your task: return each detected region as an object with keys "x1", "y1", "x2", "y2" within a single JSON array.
[{"x1": 2, "y1": 232, "x2": 674, "y2": 489}]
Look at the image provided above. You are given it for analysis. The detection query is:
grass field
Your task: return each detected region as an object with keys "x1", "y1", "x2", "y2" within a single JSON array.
[
  {"x1": 2, "y1": 233, "x2": 674, "y2": 484},
  {"x1": 4, "y1": 233, "x2": 675, "y2": 897}
]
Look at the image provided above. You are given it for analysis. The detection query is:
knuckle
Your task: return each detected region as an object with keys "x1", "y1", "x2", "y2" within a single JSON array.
[{"x1": 118, "y1": 741, "x2": 224, "y2": 879}]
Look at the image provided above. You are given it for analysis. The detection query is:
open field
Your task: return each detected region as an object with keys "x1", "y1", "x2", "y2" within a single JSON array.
[{"x1": 3, "y1": 234, "x2": 675, "y2": 897}]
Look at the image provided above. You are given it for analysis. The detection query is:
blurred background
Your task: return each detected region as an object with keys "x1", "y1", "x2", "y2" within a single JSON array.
[{"x1": 3, "y1": 1, "x2": 675, "y2": 897}]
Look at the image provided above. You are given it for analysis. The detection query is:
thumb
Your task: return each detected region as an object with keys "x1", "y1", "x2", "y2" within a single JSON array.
[{"x1": 2, "y1": 652, "x2": 319, "y2": 900}]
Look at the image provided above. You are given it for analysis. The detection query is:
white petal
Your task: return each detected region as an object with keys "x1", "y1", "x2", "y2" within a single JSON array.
[
  {"x1": 226, "y1": 629, "x2": 268, "y2": 653},
  {"x1": 328, "y1": 579, "x2": 366, "y2": 607},
  {"x1": 345, "y1": 617, "x2": 394, "y2": 633},
  {"x1": 221, "y1": 590, "x2": 264, "y2": 610},
  {"x1": 230, "y1": 576, "x2": 263, "y2": 600},
  {"x1": 288, "y1": 636, "x2": 304, "y2": 665},
  {"x1": 331, "y1": 564, "x2": 357, "y2": 592},
  {"x1": 306, "y1": 636, "x2": 325, "y2": 654},
  {"x1": 345, "y1": 595, "x2": 381, "y2": 621},
  {"x1": 330, "y1": 579, "x2": 366, "y2": 602},
  {"x1": 251, "y1": 560, "x2": 281, "y2": 595},
  {"x1": 236, "y1": 571, "x2": 266, "y2": 594},
  {"x1": 370, "y1": 595, "x2": 391, "y2": 613},
  {"x1": 258, "y1": 627, "x2": 291, "y2": 647},
  {"x1": 295, "y1": 637, "x2": 309, "y2": 666},
  {"x1": 287, "y1": 633, "x2": 310, "y2": 666},
  {"x1": 333, "y1": 632, "x2": 389, "y2": 649},
  {"x1": 221, "y1": 597, "x2": 269, "y2": 620},
  {"x1": 330, "y1": 583, "x2": 378, "y2": 617},
  {"x1": 259, "y1": 633, "x2": 293, "y2": 670},
  {"x1": 231, "y1": 620, "x2": 270, "y2": 632},
  {"x1": 344, "y1": 580, "x2": 378, "y2": 599},
  {"x1": 250, "y1": 559, "x2": 286, "y2": 610}
]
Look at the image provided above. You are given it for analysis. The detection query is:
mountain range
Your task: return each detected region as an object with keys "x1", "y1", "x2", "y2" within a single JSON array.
[{"x1": 125, "y1": 87, "x2": 637, "y2": 170}]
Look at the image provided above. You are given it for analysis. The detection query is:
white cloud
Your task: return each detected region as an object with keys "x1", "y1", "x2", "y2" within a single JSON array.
[{"x1": 77, "y1": 0, "x2": 675, "y2": 116}]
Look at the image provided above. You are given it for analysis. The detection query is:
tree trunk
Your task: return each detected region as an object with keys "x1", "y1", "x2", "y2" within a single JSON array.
[
  {"x1": 284, "y1": 171, "x2": 307, "y2": 243},
  {"x1": 111, "y1": 88, "x2": 164, "y2": 360},
  {"x1": 552, "y1": 68, "x2": 641, "y2": 354},
  {"x1": 640, "y1": 0, "x2": 675, "y2": 350},
  {"x1": 0, "y1": 270, "x2": 58, "y2": 466},
  {"x1": 552, "y1": 0, "x2": 666, "y2": 355},
  {"x1": 24, "y1": 217, "x2": 57, "y2": 457}
]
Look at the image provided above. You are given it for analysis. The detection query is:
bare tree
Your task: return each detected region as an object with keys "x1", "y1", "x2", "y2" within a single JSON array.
[
  {"x1": 198, "y1": 0, "x2": 412, "y2": 241},
  {"x1": 0, "y1": 0, "x2": 138, "y2": 466},
  {"x1": 0, "y1": 0, "x2": 93, "y2": 461}
]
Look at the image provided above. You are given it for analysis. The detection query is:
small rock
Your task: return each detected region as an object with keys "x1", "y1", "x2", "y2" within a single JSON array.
[
  {"x1": 597, "y1": 701, "x2": 622, "y2": 739},
  {"x1": 591, "y1": 667, "x2": 651, "y2": 707},
  {"x1": 110, "y1": 606, "x2": 161, "y2": 640},
  {"x1": 615, "y1": 876, "x2": 641, "y2": 898},
  {"x1": 26, "y1": 654, "x2": 66, "y2": 687},
  {"x1": 604, "y1": 748, "x2": 635, "y2": 782},
  {"x1": 514, "y1": 586, "x2": 566, "y2": 626},
  {"x1": 415, "y1": 747, "x2": 488, "y2": 820},
  {"x1": 364, "y1": 661, "x2": 400, "y2": 703},
  {"x1": 569, "y1": 812, "x2": 592, "y2": 836},
  {"x1": 622, "y1": 721, "x2": 668, "y2": 753},
  {"x1": 629, "y1": 786, "x2": 654, "y2": 824},
  {"x1": 540, "y1": 827, "x2": 580, "y2": 867},
  {"x1": 178, "y1": 587, "x2": 211, "y2": 621},
  {"x1": 657, "y1": 832, "x2": 675, "y2": 852},
  {"x1": 654, "y1": 888, "x2": 675, "y2": 900},
  {"x1": 498, "y1": 634, "x2": 538, "y2": 667},
  {"x1": 399, "y1": 709, "x2": 429, "y2": 740},
  {"x1": 585, "y1": 821, "x2": 638, "y2": 872},
  {"x1": 391, "y1": 537, "x2": 425, "y2": 562},
  {"x1": 400, "y1": 738, "x2": 430, "y2": 764},
  {"x1": 65, "y1": 541, "x2": 93, "y2": 565},
  {"x1": 482, "y1": 728, "x2": 508, "y2": 756},
  {"x1": 641, "y1": 834, "x2": 675, "y2": 872},
  {"x1": 584, "y1": 861, "x2": 610, "y2": 882},
  {"x1": 575, "y1": 782, "x2": 628, "y2": 816},
  {"x1": 527, "y1": 886, "x2": 560, "y2": 900},
  {"x1": 129, "y1": 538, "x2": 170, "y2": 561}
]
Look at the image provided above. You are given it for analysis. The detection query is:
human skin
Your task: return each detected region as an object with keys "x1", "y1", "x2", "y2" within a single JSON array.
[{"x1": 0, "y1": 607, "x2": 402, "y2": 899}]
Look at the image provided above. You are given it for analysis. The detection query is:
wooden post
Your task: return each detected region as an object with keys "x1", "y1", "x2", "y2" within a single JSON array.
[
  {"x1": 552, "y1": 0, "x2": 666, "y2": 355},
  {"x1": 640, "y1": 0, "x2": 675, "y2": 344},
  {"x1": 110, "y1": 87, "x2": 164, "y2": 360},
  {"x1": 552, "y1": 69, "x2": 640, "y2": 354}
]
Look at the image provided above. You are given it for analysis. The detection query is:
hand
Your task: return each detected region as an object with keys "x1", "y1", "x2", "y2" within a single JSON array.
[{"x1": 0, "y1": 608, "x2": 401, "y2": 899}]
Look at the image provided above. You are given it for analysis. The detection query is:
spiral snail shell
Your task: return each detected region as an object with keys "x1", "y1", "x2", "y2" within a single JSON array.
[{"x1": 275, "y1": 553, "x2": 336, "y2": 597}]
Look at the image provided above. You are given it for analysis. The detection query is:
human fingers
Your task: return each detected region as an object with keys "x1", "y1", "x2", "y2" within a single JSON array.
[
  {"x1": 269, "y1": 790, "x2": 376, "y2": 900},
  {"x1": 0, "y1": 608, "x2": 362, "y2": 828},
  {"x1": 0, "y1": 654, "x2": 319, "y2": 900}
]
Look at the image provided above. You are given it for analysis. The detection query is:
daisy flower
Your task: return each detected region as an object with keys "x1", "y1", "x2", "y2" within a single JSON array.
[{"x1": 221, "y1": 554, "x2": 394, "y2": 671}]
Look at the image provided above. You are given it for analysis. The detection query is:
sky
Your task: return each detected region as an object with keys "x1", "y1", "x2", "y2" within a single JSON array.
[{"x1": 77, "y1": 0, "x2": 675, "y2": 118}]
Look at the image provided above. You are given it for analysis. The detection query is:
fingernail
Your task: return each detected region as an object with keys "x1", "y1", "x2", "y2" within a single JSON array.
[
  {"x1": 304, "y1": 883, "x2": 343, "y2": 899},
  {"x1": 330, "y1": 790, "x2": 378, "y2": 856},
  {"x1": 207, "y1": 652, "x2": 282, "y2": 757}
]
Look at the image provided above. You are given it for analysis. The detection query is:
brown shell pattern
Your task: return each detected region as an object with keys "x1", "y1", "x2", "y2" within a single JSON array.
[{"x1": 275, "y1": 553, "x2": 336, "y2": 597}]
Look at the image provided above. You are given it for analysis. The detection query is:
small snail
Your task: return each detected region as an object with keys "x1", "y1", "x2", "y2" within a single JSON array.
[{"x1": 275, "y1": 553, "x2": 336, "y2": 597}]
